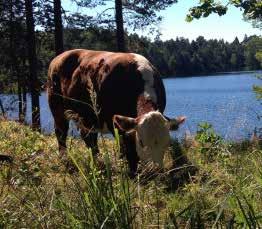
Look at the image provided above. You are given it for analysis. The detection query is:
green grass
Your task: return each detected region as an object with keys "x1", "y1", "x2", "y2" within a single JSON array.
[{"x1": 0, "y1": 120, "x2": 262, "y2": 228}]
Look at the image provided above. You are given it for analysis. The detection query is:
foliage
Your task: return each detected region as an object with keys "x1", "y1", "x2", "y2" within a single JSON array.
[
  {"x1": 72, "y1": 0, "x2": 178, "y2": 33},
  {"x1": 253, "y1": 52, "x2": 262, "y2": 100},
  {"x1": 243, "y1": 35, "x2": 262, "y2": 70},
  {"x1": 0, "y1": 0, "x2": 261, "y2": 94},
  {"x1": 1, "y1": 26, "x2": 261, "y2": 93},
  {"x1": 256, "y1": 51, "x2": 262, "y2": 65},
  {"x1": 195, "y1": 122, "x2": 223, "y2": 160},
  {"x1": 0, "y1": 0, "x2": 27, "y2": 90},
  {"x1": 187, "y1": 0, "x2": 262, "y2": 22},
  {"x1": 134, "y1": 34, "x2": 261, "y2": 76},
  {"x1": 186, "y1": 0, "x2": 227, "y2": 22},
  {"x1": 253, "y1": 81, "x2": 262, "y2": 100}
]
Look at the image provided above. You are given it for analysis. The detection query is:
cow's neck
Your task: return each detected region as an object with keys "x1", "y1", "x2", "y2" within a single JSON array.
[{"x1": 137, "y1": 95, "x2": 157, "y2": 116}]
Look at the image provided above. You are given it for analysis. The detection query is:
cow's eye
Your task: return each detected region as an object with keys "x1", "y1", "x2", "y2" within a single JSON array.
[{"x1": 139, "y1": 139, "x2": 144, "y2": 147}]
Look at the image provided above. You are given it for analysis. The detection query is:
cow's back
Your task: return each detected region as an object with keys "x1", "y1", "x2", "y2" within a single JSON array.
[
  {"x1": 96, "y1": 53, "x2": 166, "y2": 119},
  {"x1": 47, "y1": 49, "x2": 166, "y2": 131},
  {"x1": 48, "y1": 49, "x2": 102, "y2": 97}
]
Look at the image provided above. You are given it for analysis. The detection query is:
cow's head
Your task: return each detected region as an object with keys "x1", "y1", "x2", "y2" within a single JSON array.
[{"x1": 113, "y1": 111, "x2": 186, "y2": 166}]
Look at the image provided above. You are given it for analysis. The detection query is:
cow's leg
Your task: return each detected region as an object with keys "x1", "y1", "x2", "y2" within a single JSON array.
[
  {"x1": 122, "y1": 134, "x2": 139, "y2": 178},
  {"x1": 50, "y1": 106, "x2": 79, "y2": 172},
  {"x1": 53, "y1": 108, "x2": 69, "y2": 157},
  {"x1": 109, "y1": 122, "x2": 139, "y2": 177},
  {"x1": 80, "y1": 130, "x2": 99, "y2": 156},
  {"x1": 48, "y1": 91, "x2": 69, "y2": 157},
  {"x1": 126, "y1": 150, "x2": 139, "y2": 178}
]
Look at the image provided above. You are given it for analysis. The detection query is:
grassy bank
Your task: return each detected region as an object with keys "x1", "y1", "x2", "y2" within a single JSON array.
[{"x1": 0, "y1": 120, "x2": 262, "y2": 228}]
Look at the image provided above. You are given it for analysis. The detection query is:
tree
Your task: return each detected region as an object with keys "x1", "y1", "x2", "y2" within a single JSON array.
[
  {"x1": 0, "y1": 0, "x2": 28, "y2": 121},
  {"x1": 186, "y1": 0, "x2": 261, "y2": 129},
  {"x1": 72, "y1": 0, "x2": 178, "y2": 52},
  {"x1": 115, "y1": 0, "x2": 125, "y2": 51},
  {"x1": 54, "y1": 0, "x2": 64, "y2": 55},
  {"x1": 243, "y1": 36, "x2": 262, "y2": 70},
  {"x1": 25, "y1": 0, "x2": 41, "y2": 130},
  {"x1": 256, "y1": 51, "x2": 262, "y2": 66},
  {"x1": 0, "y1": 99, "x2": 5, "y2": 116},
  {"x1": 251, "y1": 41, "x2": 262, "y2": 99},
  {"x1": 186, "y1": 0, "x2": 262, "y2": 22}
]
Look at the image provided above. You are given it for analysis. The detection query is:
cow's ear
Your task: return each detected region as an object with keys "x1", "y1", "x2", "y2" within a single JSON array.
[
  {"x1": 113, "y1": 115, "x2": 137, "y2": 132},
  {"x1": 167, "y1": 116, "x2": 186, "y2": 130}
]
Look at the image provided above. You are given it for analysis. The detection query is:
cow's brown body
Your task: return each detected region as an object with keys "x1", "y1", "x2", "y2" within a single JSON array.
[{"x1": 47, "y1": 49, "x2": 183, "y2": 176}]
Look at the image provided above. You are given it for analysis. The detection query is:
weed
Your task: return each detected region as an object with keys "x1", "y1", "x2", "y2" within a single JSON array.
[{"x1": 0, "y1": 120, "x2": 262, "y2": 228}]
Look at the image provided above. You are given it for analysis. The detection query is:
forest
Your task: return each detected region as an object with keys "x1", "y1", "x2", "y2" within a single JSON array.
[
  {"x1": 1, "y1": 1, "x2": 262, "y2": 88},
  {"x1": 0, "y1": 0, "x2": 261, "y2": 129},
  {"x1": 1, "y1": 23, "x2": 262, "y2": 90}
]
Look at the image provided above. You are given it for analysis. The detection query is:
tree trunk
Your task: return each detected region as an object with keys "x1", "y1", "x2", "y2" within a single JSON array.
[
  {"x1": 54, "y1": 0, "x2": 64, "y2": 55},
  {"x1": 0, "y1": 99, "x2": 5, "y2": 117},
  {"x1": 9, "y1": 0, "x2": 21, "y2": 121},
  {"x1": 25, "y1": 0, "x2": 41, "y2": 131},
  {"x1": 115, "y1": 0, "x2": 126, "y2": 52},
  {"x1": 22, "y1": 84, "x2": 27, "y2": 123},
  {"x1": 18, "y1": 83, "x2": 22, "y2": 119}
]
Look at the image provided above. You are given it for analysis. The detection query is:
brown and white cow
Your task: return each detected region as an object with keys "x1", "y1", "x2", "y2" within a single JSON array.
[{"x1": 47, "y1": 49, "x2": 185, "y2": 176}]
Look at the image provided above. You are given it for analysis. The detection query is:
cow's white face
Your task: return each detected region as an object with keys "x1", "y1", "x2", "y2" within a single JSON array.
[
  {"x1": 113, "y1": 111, "x2": 186, "y2": 166},
  {"x1": 135, "y1": 111, "x2": 170, "y2": 166}
]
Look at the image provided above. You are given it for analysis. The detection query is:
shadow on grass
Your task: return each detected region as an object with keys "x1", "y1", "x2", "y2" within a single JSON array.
[
  {"x1": 135, "y1": 139, "x2": 198, "y2": 192},
  {"x1": 165, "y1": 139, "x2": 198, "y2": 192}
]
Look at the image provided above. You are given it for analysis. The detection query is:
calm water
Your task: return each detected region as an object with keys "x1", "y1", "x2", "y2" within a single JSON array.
[{"x1": 1, "y1": 72, "x2": 261, "y2": 140}]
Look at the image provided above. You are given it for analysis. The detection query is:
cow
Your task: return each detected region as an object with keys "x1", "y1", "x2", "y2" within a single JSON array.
[{"x1": 47, "y1": 49, "x2": 185, "y2": 176}]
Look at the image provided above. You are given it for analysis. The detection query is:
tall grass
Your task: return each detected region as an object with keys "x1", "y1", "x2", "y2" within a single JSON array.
[
  {"x1": 57, "y1": 139, "x2": 135, "y2": 228},
  {"x1": 0, "y1": 120, "x2": 262, "y2": 228}
]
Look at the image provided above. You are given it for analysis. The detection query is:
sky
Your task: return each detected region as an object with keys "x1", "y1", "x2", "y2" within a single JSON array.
[
  {"x1": 63, "y1": 0, "x2": 261, "y2": 43},
  {"x1": 157, "y1": 0, "x2": 261, "y2": 42}
]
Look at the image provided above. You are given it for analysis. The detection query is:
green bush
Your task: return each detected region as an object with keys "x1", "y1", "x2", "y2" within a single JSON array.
[{"x1": 195, "y1": 122, "x2": 223, "y2": 160}]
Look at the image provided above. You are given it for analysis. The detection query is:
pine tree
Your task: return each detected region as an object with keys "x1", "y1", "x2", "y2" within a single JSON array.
[
  {"x1": 54, "y1": 0, "x2": 64, "y2": 55},
  {"x1": 25, "y1": 0, "x2": 41, "y2": 130}
]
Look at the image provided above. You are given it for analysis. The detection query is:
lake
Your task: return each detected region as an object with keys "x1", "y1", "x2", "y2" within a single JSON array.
[{"x1": 1, "y1": 72, "x2": 261, "y2": 140}]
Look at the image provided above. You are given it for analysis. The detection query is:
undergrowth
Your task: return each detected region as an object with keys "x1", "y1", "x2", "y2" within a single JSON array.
[{"x1": 0, "y1": 120, "x2": 262, "y2": 228}]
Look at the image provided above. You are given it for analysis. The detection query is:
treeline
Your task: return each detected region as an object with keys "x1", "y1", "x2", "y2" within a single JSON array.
[
  {"x1": 125, "y1": 33, "x2": 261, "y2": 76},
  {"x1": 33, "y1": 29, "x2": 262, "y2": 78},
  {"x1": 51, "y1": 28, "x2": 262, "y2": 77},
  {"x1": 1, "y1": 28, "x2": 261, "y2": 91}
]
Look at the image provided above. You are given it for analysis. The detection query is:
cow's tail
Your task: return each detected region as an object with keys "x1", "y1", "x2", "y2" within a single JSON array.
[
  {"x1": 51, "y1": 73, "x2": 62, "y2": 97},
  {"x1": 47, "y1": 69, "x2": 64, "y2": 110}
]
